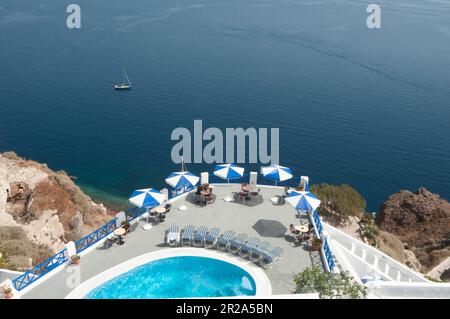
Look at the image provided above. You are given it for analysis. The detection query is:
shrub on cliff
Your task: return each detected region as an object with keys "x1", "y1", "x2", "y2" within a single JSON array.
[
  {"x1": 310, "y1": 183, "x2": 366, "y2": 223},
  {"x1": 293, "y1": 266, "x2": 367, "y2": 299},
  {"x1": 0, "y1": 249, "x2": 10, "y2": 269},
  {"x1": 376, "y1": 230, "x2": 406, "y2": 263},
  {"x1": 359, "y1": 214, "x2": 379, "y2": 246},
  {"x1": 0, "y1": 226, "x2": 53, "y2": 270}
]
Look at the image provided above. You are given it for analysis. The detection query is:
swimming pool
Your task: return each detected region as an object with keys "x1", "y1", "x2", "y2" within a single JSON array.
[{"x1": 85, "y1": 256, "x2": 257, "y2": 299}]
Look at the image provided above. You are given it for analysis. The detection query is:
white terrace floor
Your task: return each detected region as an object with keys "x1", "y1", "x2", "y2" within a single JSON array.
[{"x1": 23, "y1": 185, "x2": 322, "y2": 298}]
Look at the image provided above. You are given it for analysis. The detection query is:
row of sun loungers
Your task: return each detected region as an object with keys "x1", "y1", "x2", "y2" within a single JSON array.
[{"x1": 166, "y1": 225, "x2": 284, "y2": 268}]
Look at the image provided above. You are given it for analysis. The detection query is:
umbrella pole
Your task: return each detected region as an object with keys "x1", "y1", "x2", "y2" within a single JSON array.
[
  {"x1": 224, "y1": 178, "x2": 232, "y2": 202},
  {"x1": 179, "y1": 188, "x2": 187, "y2": 211},
  {"x1": 143, "y1": 206, "x2": 153, "y2": 230}
]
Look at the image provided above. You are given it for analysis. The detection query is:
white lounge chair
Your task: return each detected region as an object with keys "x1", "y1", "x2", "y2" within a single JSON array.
[
  {"x1": 181, "y1": 225, "x2": 195, "y2": 246},
  {"x1": 227, "y1": 233, "x2": 249, "y2": 254},
  {"x1": 239, "y1": 237, "x2": 261, "y2": 258},
  {"x1": 216, "y1": 231, "x2": 236, "y2": 251},
  {"x1": 204, "y1": 227, "x2": 221, "y2": 248},
  {"x1": 260, "y1": 246, "x2": 284, "y2": 268},
  {"x1": 166, "y1": 225, "x2": 180, "y2": 247},
  {"x1": 249, "y1": 240, "x2": 271, "y2": 262},
  {"x1": 193, "y1": 226, "x2": 209, "y2": 247}
]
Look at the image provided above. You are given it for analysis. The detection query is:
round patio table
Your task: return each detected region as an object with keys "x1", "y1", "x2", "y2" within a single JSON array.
[
  {"x1": 154, "y1": 206, "x2": 166, "y2": 214},
  {"x1": 294, "y1": 224, "x2": 309, "y2": 233},
  {"x1": 114, "y1": 228, "x2": 126, "y2": 245}
]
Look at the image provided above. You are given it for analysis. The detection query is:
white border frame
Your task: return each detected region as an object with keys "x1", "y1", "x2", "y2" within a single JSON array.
[{"x1": 65, "y1": 248, "x2": 272, "y2": 299}]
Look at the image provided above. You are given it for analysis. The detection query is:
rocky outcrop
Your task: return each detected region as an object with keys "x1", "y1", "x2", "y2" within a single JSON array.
[
  {"x1": 377, "y1": 187, "x2": 450, "y2": 272},
  {"x1": 0, "y1": 152, "x2": 110, "y2": 269},
  {"x1": 404, "y1": 249, "x2": 422, "y2": 273}
]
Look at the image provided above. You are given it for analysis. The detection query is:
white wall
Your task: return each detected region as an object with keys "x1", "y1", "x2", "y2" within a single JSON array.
[
  {"x1": 0, "y1": 269, "x2": 23, "y2": 283},
  {"x1": 367, "y1": 281, "x2": 450, "y2": 299}
]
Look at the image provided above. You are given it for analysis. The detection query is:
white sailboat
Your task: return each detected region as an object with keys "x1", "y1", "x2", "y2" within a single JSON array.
[{"x1": 114, "y1": 68, "x2": 132, "y2": 90}]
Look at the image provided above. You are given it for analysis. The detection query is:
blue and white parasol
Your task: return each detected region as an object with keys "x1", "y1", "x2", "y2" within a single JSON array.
[
  {"x1": 165, "y1": 171, "x2": 200, "y2": 189},
  {"x1": 129, "y1": 188, "x2": 166, "y2": 208},
  {"x1": 213, "y1": 163, "x2": 244, "y2": 181},
  {"x1": 165, "y1": 171, "x2": 199, "y2": 210},
  {"x1": 286, "y1": 191, "x2": 321, "y2": 212},
  {"x1": 213, "y1": 163, "x2": 244, "y2": 202},
  {"x1": 261, "y1": 164, "x2": 293, "y2": 185}
]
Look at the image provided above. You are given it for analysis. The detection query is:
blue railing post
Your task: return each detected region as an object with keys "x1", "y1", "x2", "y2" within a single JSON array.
[
  {"x1": 310, "y1": 209, "x2": 335, "y2": 272},
  {"x1": 313, "y1": 210, "x2": 323, "y2": 237},
  {"x1": 12, "y1": 249, "x2": 68, "y2": 291},
  {"x1": 323, "y1": 239, "x2": 335, "y2": 272},
  {"x1": 75, "y1": 218, "x2": 118, "y2": 253}
]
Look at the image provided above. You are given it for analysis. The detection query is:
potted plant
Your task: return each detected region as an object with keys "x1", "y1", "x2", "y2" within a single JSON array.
[
  {"x1": 311, "y1": 237, "x2": 323, "y2": 251},
  {"x1": 70, "y1": 254, "x2": 81, "y2": 266},
  {"x1": 3, "y1": 287, "x2": 13, "y2": 299}
]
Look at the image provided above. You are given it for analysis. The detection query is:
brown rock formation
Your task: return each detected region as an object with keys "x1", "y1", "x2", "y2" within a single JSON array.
[
  {"x1": 376, "y1": 187, "x2": 450, "y2": 272},
  {"x1": 0, "y1": 152, "x2": 111, "y2": 270}
]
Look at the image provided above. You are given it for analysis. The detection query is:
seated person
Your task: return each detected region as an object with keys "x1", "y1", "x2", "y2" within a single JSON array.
[
  {"x1": 240, "y1": 183, "x2": 250, "y2": 200},
  {"x1": 301, "y1": 232, "x2": 311, "y2": 242},
  {"x1": 289, "y1": 224, "x2": 301, "y2": 243},
  {"x1": 121, "y1": 221, "x2": 131, "y2": 234},
  {"x1": 289, "y1": 224, "x2": 300, "y2": 235},
  {"x1": 205, "y1": 189, "x2": 214, "y2": 203},
  {"x1": 201, "y1": 183, "x2": 213, "y2": 204}
]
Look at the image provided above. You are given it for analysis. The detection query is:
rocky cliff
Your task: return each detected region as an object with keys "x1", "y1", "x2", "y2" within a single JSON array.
[
  {"x1": 0, "y1": 152, "x2": 111, "y2": 270},
  {"x1": 377, "y1": 187, "x2": 450, "y2": 273}
]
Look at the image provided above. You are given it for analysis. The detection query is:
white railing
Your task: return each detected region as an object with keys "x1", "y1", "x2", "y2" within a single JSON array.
[
  {"x1": 323, "y1": 222, "x2": 429, "y2": 283},
  {"x1": 330, "y1": 239, "x2": 395, "y2": 281},
  {"x1": 329, "y1": 242, "x2": 363, "y2": 284}
]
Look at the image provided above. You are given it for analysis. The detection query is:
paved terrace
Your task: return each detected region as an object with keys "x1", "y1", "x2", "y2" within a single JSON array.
[{"x1": 23, "y1": 185, "x2": 322, "y2": 298}]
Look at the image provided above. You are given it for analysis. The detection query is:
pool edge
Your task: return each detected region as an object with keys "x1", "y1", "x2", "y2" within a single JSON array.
[{"x1": 65, "y1": 248, "x2": 272, "y2": 299}]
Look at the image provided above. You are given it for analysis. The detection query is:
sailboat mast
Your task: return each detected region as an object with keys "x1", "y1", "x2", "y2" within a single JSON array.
[{"x1": 123, "y1": 69, "x2": 131, "y2": 86}]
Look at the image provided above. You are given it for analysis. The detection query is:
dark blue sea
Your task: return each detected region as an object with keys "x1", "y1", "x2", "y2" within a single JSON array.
[{"x1": 1, "y1": 0, "x2": 449, "y2": 211}]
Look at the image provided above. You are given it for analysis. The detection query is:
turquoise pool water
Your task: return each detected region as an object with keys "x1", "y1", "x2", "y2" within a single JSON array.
[{"x1": 85, "y1": 256, "x2": 257, "y2": 299}]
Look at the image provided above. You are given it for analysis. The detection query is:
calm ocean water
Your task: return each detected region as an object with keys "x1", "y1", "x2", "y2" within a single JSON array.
[{"x1": 0, "y1": 0, "x2": 449, "y2": 211}]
